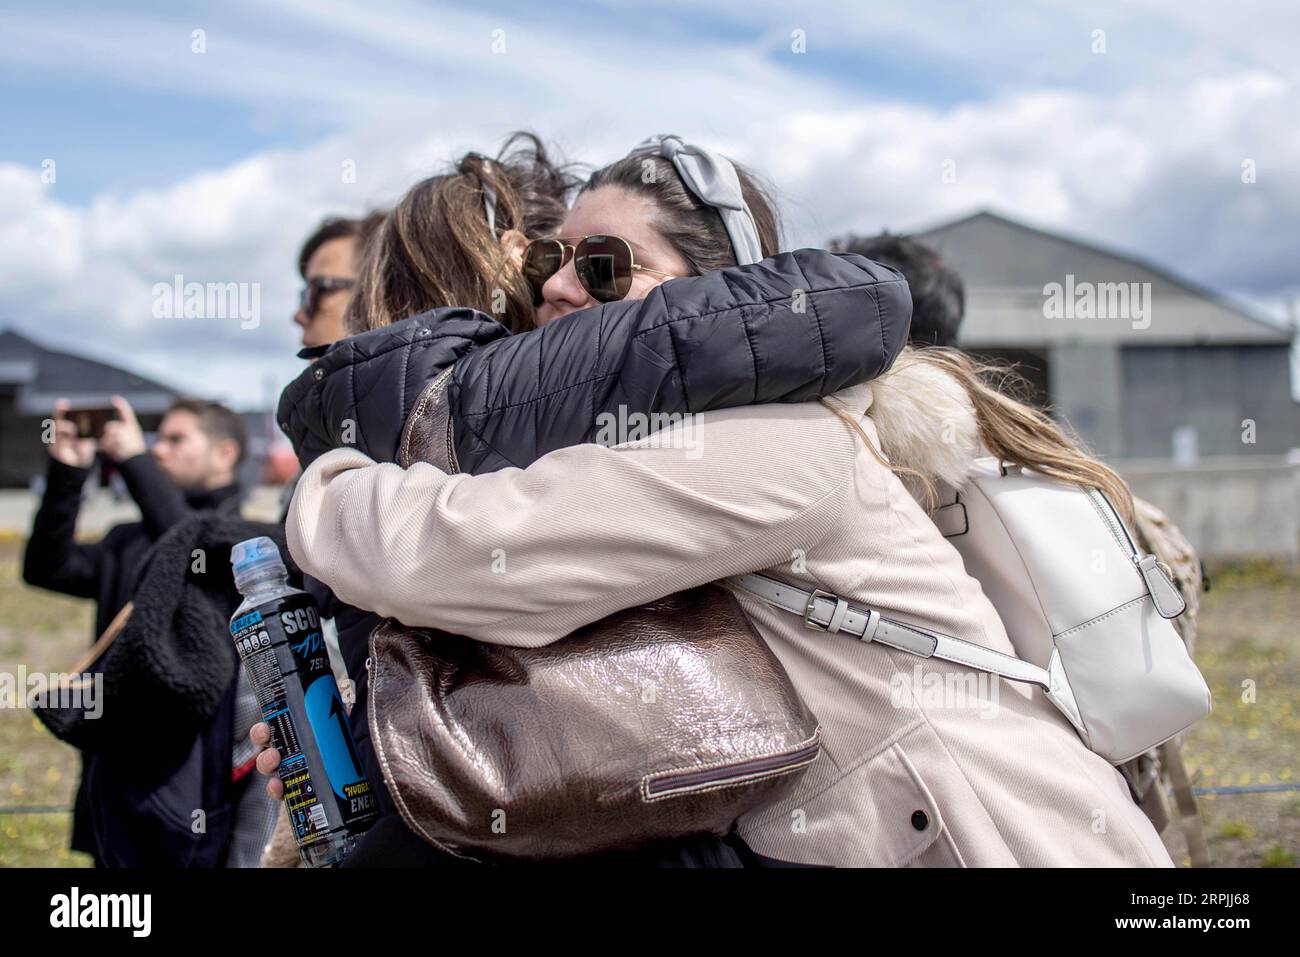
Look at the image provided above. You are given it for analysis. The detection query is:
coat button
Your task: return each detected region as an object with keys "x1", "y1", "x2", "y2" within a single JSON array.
[
  {"x1": 314, "y1": 368, "x2": 324, "y2": 379},
  {"x1": 911, "y1": 809, "x2": 929, "y2": 831}
]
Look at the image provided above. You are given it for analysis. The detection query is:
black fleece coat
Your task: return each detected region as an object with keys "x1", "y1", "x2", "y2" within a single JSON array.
[
  {"x1": 35, "y1": 514, "x2": 297, "y2": 867},
  {"x1": 22, "y1": 453, "x2": 242, "y2": 860}
]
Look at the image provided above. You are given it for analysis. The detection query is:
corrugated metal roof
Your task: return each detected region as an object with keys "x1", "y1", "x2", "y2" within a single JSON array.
[
  {"x1": 0, "y1": 328, "x2": 180, "y2": 414},
  {"x1": 915, "y1": 210, "x2": 1293, "y2": 346}
]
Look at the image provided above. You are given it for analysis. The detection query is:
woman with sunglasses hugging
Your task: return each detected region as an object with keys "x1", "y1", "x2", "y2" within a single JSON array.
[
  {"x1": 265, "y1": 133, "x2": 913, "y2": 866},
  {"x1": 277, "y1": 133, "x2": 1177, "y2": 868}
]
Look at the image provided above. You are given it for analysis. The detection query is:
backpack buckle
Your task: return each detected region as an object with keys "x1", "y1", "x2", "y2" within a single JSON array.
[{"x1": 803, "y1": 589, "x2": 848, "y2": 632}]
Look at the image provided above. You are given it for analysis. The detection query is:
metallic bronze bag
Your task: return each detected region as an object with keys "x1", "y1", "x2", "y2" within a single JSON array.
[
  {"x1": 364, "y1": 370, "x2": 822, "y2": 861},
  {"x1": 368, "y1": 586, "x2": 821, "y2": 860}
]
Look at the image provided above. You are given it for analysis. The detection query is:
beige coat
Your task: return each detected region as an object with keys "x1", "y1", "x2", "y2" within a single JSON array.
[{"x1": 286, "y1": 353, "x2": 1174, "y2": 867}]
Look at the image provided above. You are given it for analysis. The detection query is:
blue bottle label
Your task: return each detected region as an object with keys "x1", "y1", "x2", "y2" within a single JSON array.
[{"x1": 231, "y1": 593, "x2": 378, "y2": 846}]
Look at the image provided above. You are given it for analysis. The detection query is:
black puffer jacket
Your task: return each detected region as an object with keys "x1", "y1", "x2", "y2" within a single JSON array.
[
  {"x1": 276, "y1": 248, "x2": 910, "y2": 849},
  {"x1": 280, "y1": 249, "x2": 909, "y2": 474}
]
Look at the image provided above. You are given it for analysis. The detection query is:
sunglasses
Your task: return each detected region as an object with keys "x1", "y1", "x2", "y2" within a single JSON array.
[
  {"x1": 298, "y1": 276, "x2": 356, "y2": 318},
  {"x1": 522, "y1": 235, "x2": 675, "y2": 306}
]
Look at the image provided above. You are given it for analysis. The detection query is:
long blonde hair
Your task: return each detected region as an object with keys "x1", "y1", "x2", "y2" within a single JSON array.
[{"x1": 822, "y1": 346, "x2": 1136, "y2": 527}]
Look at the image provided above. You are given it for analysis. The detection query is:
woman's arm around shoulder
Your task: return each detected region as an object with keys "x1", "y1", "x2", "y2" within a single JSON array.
[{"x1": 286, "y1": 399, "x2": 864, "y2": 646}]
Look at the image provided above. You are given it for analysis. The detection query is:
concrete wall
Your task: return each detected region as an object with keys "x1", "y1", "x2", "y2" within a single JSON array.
[{"x1": 1118, "y1": 455, "x2": 1300, "y2": 562}]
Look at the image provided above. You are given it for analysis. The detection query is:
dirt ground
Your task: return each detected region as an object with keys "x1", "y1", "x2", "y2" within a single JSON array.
[{"x1": 0, "y1": 537, "x2": 1295, "y2": 868}]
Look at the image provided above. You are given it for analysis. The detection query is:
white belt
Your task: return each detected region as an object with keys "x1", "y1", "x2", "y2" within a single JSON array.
[{"x1": 728, "y1": 572, "x2": 1054, "y2": 692}]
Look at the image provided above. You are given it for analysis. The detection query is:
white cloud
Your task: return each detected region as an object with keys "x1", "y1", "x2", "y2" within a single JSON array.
[
  {"x1": 0, "y1": 166, "x2": 84, "y2": 285},
  {"x1": 1, "y1": 1, "x2": 1296, "y2": 408}
]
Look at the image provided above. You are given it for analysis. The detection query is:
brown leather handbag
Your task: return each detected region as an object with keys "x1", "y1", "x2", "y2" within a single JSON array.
[{"x1": 364, "y1": 370, "x2": 822, "y2": 861}]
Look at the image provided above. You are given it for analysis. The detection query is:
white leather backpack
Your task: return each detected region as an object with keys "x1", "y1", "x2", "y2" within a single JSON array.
[{"x1": 730, "y1": 457, "x2": 1212, "y2": 765}]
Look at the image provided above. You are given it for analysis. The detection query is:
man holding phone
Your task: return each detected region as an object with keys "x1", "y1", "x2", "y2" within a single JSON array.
[{"x1": 22, "y1": 394, "x2": 247, "y2": 865}]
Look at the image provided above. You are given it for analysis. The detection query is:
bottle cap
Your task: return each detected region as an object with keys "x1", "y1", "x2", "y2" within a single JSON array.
[{"x1": 231, "y1": 536, "x2": 287, "y2": 590}]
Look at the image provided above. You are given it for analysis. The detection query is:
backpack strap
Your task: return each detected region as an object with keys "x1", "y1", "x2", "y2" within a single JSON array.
[
  {"x1": 728, "y1": 571, "x2": 1091, "y2": 745},
  {"x1": 729, "y1": 572, "x2": 1052, "y2": 690}
]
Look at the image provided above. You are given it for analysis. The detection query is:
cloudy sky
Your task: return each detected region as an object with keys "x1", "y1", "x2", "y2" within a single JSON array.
[{"x1": 2, "y1": 0, "x2": 1297, "y2": 409}]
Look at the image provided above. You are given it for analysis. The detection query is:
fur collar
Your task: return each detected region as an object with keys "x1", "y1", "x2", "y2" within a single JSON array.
[{"x1": 865, "y1": 350, "x2": 983, "y2": 495}]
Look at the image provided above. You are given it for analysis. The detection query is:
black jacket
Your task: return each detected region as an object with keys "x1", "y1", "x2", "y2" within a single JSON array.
[
  {"x1": 277, "y1": 249, "x2": 910, "y2": 863},
  {"x1": 24, "y1": 454, "x2": 242, "y2": 639},
  {"x1": 23, "y1": 453, "x2": 243, "y2": 859},
  {"x1": 36, "y1": 513, "x2": 293, "y2": 867},
  {"x1": 280, "y1": 249, "x2": 910, "y2": 474}
]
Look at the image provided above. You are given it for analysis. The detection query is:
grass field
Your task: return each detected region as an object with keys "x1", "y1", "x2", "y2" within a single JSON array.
[
  {"x1": 0, "y1": 536, "x2": 93, "y2": 867},
  {"x1": 1161, "y1": 560, "x2": 1300, "y2": 868},
  {"x1": 0, "y1": 537, "x2": 1296, "y2": 868}
]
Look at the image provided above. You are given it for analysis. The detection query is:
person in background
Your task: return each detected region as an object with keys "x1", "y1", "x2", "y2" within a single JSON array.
[
  {"x1": 23, "y1": 396, "x2": 247, "y2": 865},
  {"x1": 829, "y1": 232, "x2": 964, "y2": 348},
  {"x1": 293, "y1": 213, "x2": 385, "y2": 350},
  {"x1": 268, "y1": 214, "x2": 384, "y2": 484},
  {"x1": 245, "y1": 210, "x2": 392, "y2": 867},
  {"x1": 274, "y1": 212, "x2": 386, "y2": 503}
]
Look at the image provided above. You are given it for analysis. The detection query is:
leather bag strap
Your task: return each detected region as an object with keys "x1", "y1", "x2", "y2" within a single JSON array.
[{"x1": 728, "y1": 572, "x2": 1053, "y2": 691}]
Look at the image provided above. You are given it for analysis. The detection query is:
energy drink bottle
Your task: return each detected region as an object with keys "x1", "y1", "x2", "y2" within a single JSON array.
[{"x1": 229, "y1": 536, "x2": 378, "y2": 866}]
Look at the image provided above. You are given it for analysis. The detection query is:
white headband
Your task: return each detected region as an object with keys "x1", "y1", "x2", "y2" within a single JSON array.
[{"x1": 625, "y1": 134, "x2": 763, "y2": 266}]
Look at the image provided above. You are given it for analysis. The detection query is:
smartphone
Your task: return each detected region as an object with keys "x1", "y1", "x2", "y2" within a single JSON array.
[{"x1": 64, "y1": 405, "x2": 119, "y2": 439}]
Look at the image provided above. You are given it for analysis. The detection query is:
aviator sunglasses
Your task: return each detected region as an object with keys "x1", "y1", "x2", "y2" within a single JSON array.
[{"x1": 522, "y1": 234, "x2": 675, "y2": 305}]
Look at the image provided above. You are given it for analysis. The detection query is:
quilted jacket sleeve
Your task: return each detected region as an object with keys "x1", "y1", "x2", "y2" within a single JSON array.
[
  {"x1": 449, "y1": 249, "x2": 910, "y2": 472},
  {"x1": 277, "y1": 310, "x2": 507, "y2": 470},
  {"x1": 277, "y1": 249, "x2": 909, "y2": 473}
]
